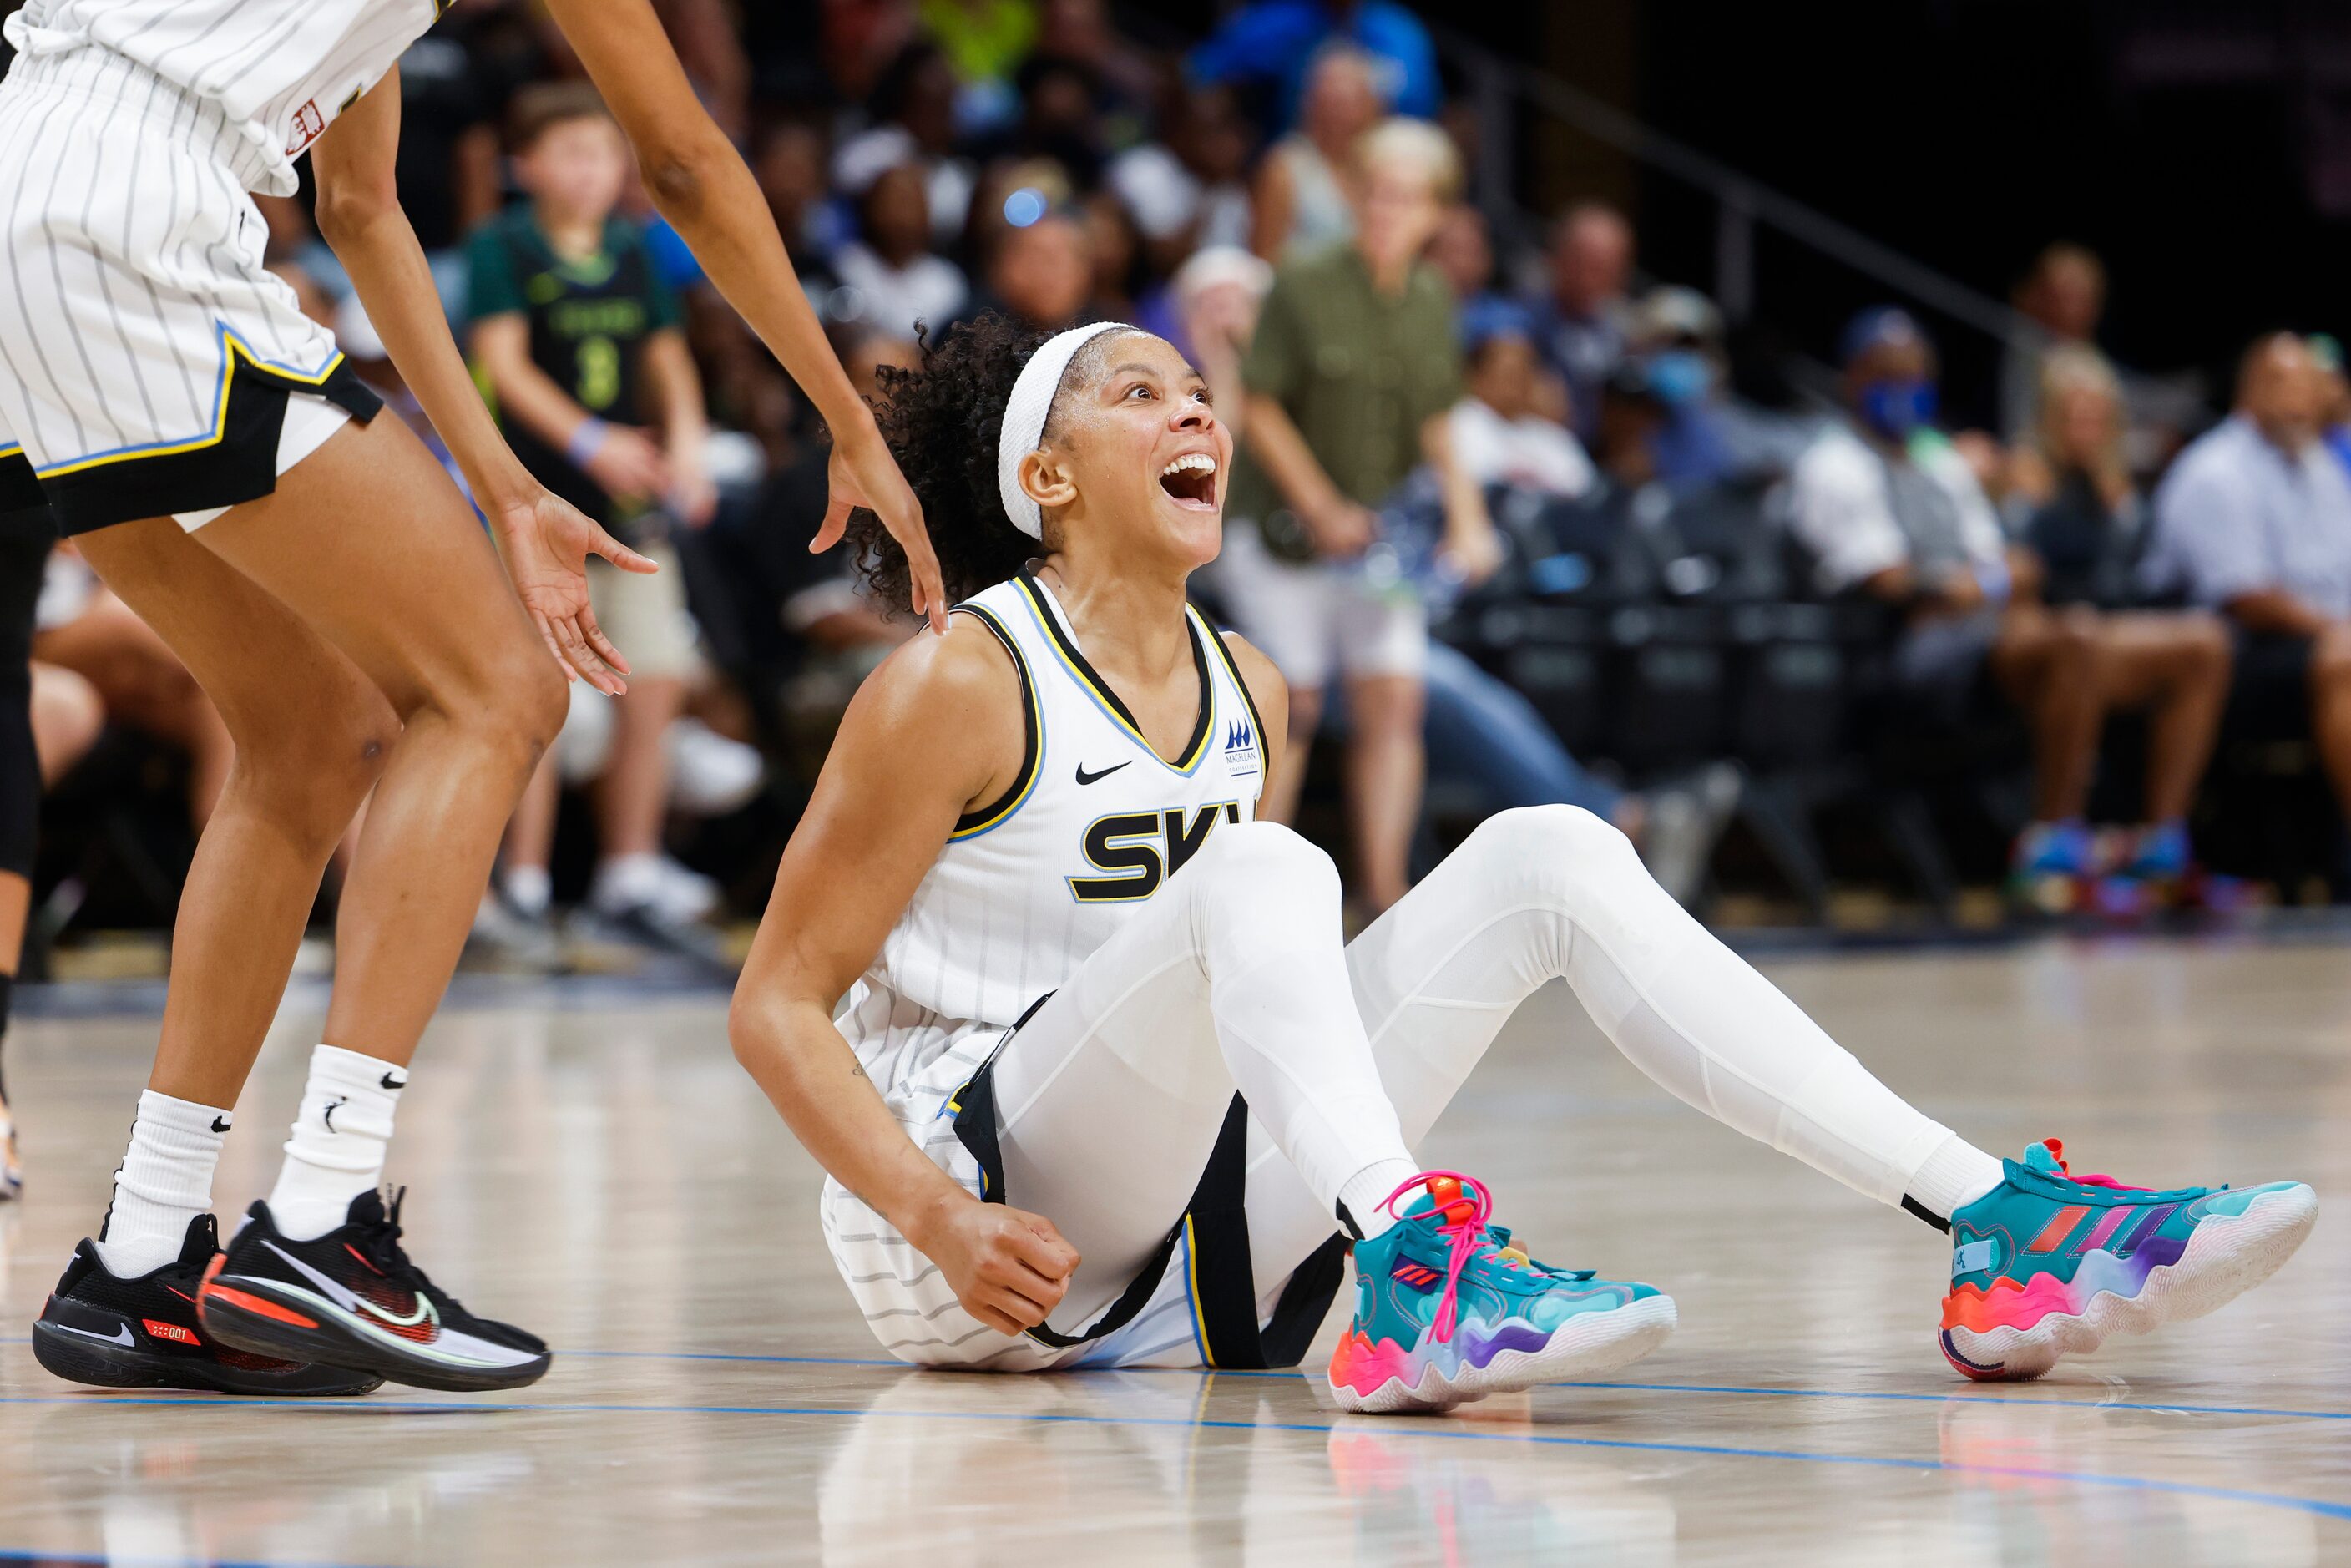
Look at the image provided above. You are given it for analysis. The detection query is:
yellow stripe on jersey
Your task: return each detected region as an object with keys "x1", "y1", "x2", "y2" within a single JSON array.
[
  {"x1": 1183, "y1": 1214, "x2": 1215, "y2": 1368},
  {"x1": 948, "y1": 604, "x2": 1044, "y2": 841},
  {"x1": 1014, "y1": 573, "x2": 1216, "y2": 774},
  {"x1": 33, "y1": 326, "x2": 346, "y2": 479}
]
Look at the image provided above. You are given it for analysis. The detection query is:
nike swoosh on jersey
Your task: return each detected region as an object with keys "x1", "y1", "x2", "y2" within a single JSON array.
[
  {"x1": 1074, "y1": 761, "x2": 1132, "y2": 785},
  {"x1": 259, "y1": 1240, "x2": 437, "y2": 1330},
  {"x1": 49, "y1": 1320, "x2": 135, "y2": 1348},
  {"x1": 380, "y1": 1072, "x2": 407, "y2": 1091}
]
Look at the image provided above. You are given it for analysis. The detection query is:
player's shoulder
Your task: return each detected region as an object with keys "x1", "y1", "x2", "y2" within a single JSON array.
[{"x1": 856, "y1": 607, "x2": 1028, "y2": 732}]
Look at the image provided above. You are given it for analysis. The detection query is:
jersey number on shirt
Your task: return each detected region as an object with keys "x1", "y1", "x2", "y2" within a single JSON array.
[
  {"x1": 1067, "y1": 802, "x2": 1243, "y2": 903},
  {"x1": 576, "y1": 336, "x2": 621, "y2": 411}
]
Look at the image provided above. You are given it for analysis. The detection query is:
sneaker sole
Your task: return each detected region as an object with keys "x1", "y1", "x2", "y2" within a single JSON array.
[
  {"x1": 1942, "y1": 1184, "x2": 2318, "y2": 1382},
  {"x1": 1329, "y1": 1293, "x2": 1677, "y2": 1414},
  {"x1": 199, "y1": 1265, "x2": 552, "y2": 1393},
  {"x1": 30, "y1": 1318, "x2": 382, "y2": 1397}
]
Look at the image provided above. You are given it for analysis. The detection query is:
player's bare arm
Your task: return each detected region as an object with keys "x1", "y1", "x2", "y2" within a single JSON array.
[
  {"x1": 540, "y1": 0, "x2": 947, "y2": 632},
  {"x1": 730, "y1": 620, "x2": 1080, "y2": 1335},
  {"x1": 311, "y1": 73, "x2": 655, "y2": 693}
]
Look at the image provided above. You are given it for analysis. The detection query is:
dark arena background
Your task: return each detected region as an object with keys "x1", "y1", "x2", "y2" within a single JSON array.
[{"x1": 2, "y1": 2, "x2": 2348, "y2": 1564}]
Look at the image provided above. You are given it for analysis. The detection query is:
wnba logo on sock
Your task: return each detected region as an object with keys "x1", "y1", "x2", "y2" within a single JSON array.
[{"x1": 1223, "y1": 718, "x2": 1258, "y2": 779}]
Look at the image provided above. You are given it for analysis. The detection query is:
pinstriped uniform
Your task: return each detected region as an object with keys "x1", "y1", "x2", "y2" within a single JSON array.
[
  {"x1": 821, "y1": 569, "x2": 1269, "y2": 1369},
  {"x1": 0, "y1": 2, "x2": 431, "y2": 530}
]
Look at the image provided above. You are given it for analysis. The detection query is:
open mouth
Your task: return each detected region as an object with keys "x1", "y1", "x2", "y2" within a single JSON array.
[{"x1": 1158, "y1": 452, "x2": 1219, "y2": 509}]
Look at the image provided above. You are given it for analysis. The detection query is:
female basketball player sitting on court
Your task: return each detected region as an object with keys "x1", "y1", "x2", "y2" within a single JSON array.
[{"x1": 730, "y1": 307, "x2": 2318, "y2": 1411}]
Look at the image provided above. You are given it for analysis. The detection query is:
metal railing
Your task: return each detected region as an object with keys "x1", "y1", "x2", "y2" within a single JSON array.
[{"x1": 1433, "y1": 23, "x2": 2042, "y2": 357}]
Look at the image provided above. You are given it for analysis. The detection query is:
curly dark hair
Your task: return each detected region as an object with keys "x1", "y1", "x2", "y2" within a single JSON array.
[{"x1": 847, "y1": 311, "x2": 1132, "y2": 609}]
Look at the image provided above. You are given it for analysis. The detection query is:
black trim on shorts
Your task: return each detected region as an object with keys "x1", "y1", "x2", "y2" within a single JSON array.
[
  {"x1": 0, "y1": 450, "x2": 42, "y2": 513},
  {"x1": 950, "y1": 994, "x2": 1349, "y2": 1368},
  {"x1": 41, "y1": 359, "x2": 382, "y2": 538}
]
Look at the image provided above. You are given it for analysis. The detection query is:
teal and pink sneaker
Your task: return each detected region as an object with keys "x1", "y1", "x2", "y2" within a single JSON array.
[
  {"x1": 1326, "y1": 1172, "x2": 1676, "y2": 1414},
  {"x1": 1940, "y1": 1139, "x2": 2317, "y2": 1382}
]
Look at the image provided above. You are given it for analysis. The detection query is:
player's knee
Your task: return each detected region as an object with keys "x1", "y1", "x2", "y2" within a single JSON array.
[
  {"x1": 1467, "y1": 805, "x2": 1642, "y2": 896},
  {"x1": 463, "y1": 645, "x2": 569, "y2": 764},
  {"x1": 1187, "y1": 817, "x2": 1340, "y2": 902},
  {"x1": 238, "y1": 686, "x2": 398, "y2": 855}
]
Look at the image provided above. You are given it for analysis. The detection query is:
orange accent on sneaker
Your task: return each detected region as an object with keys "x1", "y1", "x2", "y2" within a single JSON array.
[
  {"x1": 2025, "y1": 1204, "x2": 2091, "y2": 1253},
  {"x1": 143, "y1": 1318, "x2": 199, "y2": 1345},
  {"x1": 202, "y1": 1282, "x2": 318, "y2": 1329},
  {"x1": 1424, "y1": 1175, "x2": 1475, "y2": 1226}
]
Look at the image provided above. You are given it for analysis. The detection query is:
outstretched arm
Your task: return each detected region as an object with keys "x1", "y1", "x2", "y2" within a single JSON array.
[
  {"x1": 311, "y1": 73, "x2": 655, "y2": 694},
  {"x1": 729, "y1": 620, "x2": 1079, "y2": 1335},
  {"x1": 540, "y1": 0, "x2": 945, "y2": 630}
]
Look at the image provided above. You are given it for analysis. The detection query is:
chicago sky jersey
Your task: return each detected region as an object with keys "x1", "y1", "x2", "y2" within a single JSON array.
[
  {"x1": 837, "y1": 565, "x2": 1267, "y2": 1082},
  {"x1": 823, "y1": 566, "x2": 1269, "y2": 1367}
]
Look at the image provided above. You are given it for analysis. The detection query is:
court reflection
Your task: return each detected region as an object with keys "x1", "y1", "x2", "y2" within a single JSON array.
[
  {"x1": 1934, "y1": 1395, "x2": 2321, "y2": 1567},
  {"x1": 815, "y1": 1368, "x2": 1676, "y2": 1566},
  {"x1": 0, "y1": 1399, "x2": 536, "y2": 1566}
]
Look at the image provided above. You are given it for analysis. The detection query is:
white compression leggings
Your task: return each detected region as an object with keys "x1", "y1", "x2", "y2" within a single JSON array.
[{"x1": 988, "y1": 807, "x2": 1982, "y2": 1332}]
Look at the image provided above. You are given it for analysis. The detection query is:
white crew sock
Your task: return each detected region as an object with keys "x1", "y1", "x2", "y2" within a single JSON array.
[
  {"x1": 96, "y1": 1090, "x2": 230, "y2": 1277},
  {"x1": 267, "y1": 1044, "x2": 407, "y2": 1240},
  {"x1": 1905, "y1": 1133, "x2": 2005, "y2": 1221},
  {"x1": 1336, "y1": 1158, "x2": 1426, "y2": 1239}
]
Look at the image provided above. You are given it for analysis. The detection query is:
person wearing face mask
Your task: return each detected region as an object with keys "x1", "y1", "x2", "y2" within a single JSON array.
[
  {"x1": 1625, "y1": 286, "x2": 1815, "y2": 489},
  {"x1": 1791, "y1": 308, "x2": 2205, "y2": 908}
]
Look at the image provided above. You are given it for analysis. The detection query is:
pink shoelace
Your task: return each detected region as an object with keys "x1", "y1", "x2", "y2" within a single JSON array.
[
  {"x1": 1378, "y1": 1170, "x2": 1514, "y2": 1343},
  {"x1": 2042, "y1": 1137, "x2": 2150, "y2": 1192}
]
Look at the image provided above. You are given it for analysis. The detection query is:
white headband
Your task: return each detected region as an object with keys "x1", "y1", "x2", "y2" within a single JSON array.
[{"x1": 996, "y1": 321, "x2": 1127, "y2": 540}]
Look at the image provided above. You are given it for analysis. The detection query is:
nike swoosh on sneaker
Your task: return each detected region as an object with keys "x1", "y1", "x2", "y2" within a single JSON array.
[
  {"x1": 258, "y1": 1239, "x2": 438, "y2": 1332},
  {"x1": 49, "y1": 1320, "x2": 134, "y2": 1348}
]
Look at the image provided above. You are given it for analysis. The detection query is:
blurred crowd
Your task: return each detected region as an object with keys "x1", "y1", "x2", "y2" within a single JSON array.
[{"x1": 17, "y1": 0, "x2": 2351, "y2": 964}]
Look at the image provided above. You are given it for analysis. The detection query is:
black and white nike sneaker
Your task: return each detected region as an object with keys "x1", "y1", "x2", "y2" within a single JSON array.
[
  {"x1": 32, "y1": 1214, "x2": 382, "y2": 1395},
  {"x1": 199, "y1": 1188, "x2": 551, "y2": 1393}
]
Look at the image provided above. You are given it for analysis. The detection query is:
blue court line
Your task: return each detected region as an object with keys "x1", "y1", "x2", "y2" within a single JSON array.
[
  {"x1": 559, "y1": 1349, "x2": 2351, "y2": 1421},
  {"x1": 5, "y1": 1393, "x2": 2348, "y2": 1524},
  {"x1": 18, "y1": 1338, "x2": 2349, "y2": 1420}
]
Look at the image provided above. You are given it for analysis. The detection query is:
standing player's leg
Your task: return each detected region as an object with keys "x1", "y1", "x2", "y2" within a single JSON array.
[
  {"x1": 1238, "y1": 806, "x2": 2317, "y2": 1385},
  {"x1": 28, "y1": 509, "x2": 398, "y2": 1395},
  {"x1": 68, "y1": 412, "x2": 565, "y2": 1391}
]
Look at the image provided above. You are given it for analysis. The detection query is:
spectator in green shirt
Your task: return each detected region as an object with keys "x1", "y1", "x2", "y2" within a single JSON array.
[
  {"x1": 1216, "y1": 116, "x2": 1497, "y2": 913},
  {"x1": 464, "y1": 82, "x2": 723, "y2": 959}
]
